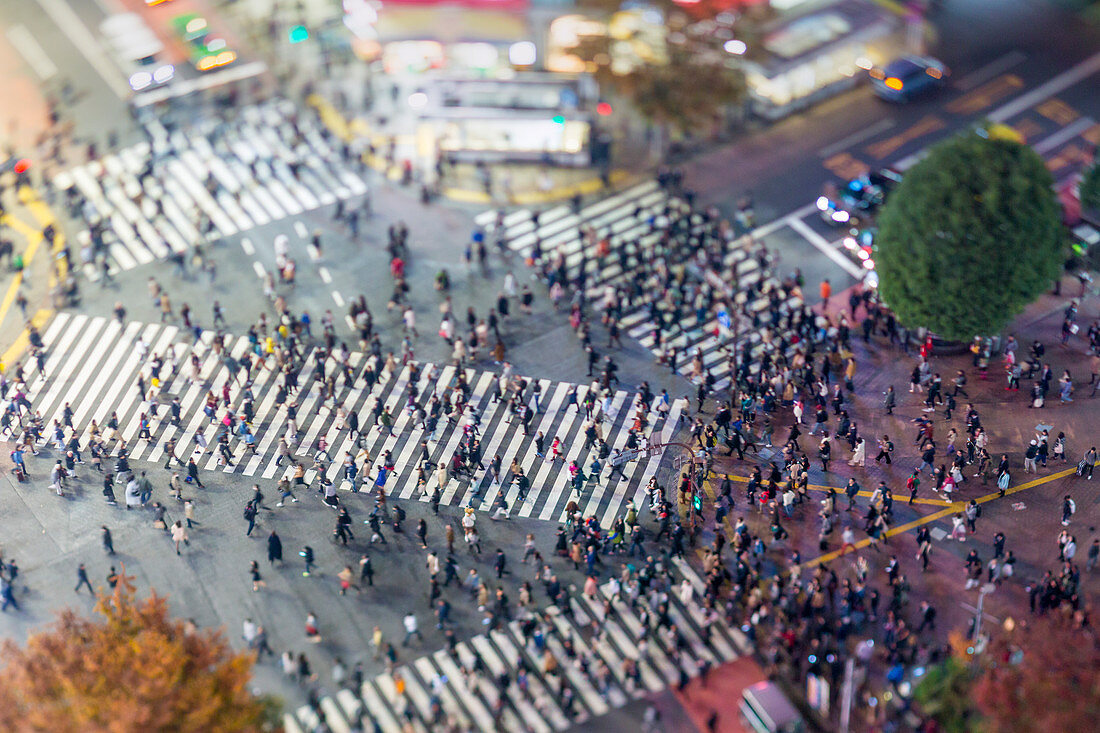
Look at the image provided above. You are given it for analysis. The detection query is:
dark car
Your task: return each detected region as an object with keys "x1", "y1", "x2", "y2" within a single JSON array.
[{"x1": 871, "y1": 56, "x2": 948, "y2": 102}]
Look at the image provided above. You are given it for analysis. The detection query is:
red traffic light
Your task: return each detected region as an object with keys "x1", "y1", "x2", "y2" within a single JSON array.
[
  {"x1": 596, "y1": 102, "x2": 612, "y2": 116},
  {"x1": 13, "y1": 159, "x2": 30, "y2": 174}
]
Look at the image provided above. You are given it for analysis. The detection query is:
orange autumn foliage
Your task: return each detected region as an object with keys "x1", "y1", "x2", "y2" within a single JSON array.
[
  {"x1": 971, "y1": 614, "x2": 1100, "y2": 733},
  {"x1": 0, "y1": 569, "x2": 272, "y2": 732}
]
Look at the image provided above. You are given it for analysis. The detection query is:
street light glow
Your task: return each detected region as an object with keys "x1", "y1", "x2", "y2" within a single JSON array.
[{"x1": 724, "y1": 39, "x2": 747, "y2": 55}]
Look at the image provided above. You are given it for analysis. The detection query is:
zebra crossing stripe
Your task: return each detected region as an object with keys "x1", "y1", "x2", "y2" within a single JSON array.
[{"x1": 30, "y1": 316, "x2": 676, "y2": 526}]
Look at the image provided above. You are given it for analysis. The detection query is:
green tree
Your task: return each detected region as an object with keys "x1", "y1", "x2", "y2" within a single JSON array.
[
  {"x1": 0, "y1": 569, "x2": 275, "y2": 732},
  {"x1": 875, "y1": 129, "x2": 1064, "y2": 341},
  {"x1": 913, "y1": 635, "x2": 981, "y2": 733},
  {"x1": 1080, "y1": 158, "x2": 1100, "y2": 216}
]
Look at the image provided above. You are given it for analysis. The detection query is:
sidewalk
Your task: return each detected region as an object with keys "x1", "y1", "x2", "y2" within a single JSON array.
[{"x1": 695, "y1": 274, "x2": 1100, "y2": 727}]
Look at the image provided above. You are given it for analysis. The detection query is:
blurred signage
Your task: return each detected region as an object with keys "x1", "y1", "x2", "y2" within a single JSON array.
[{"x1": 381, "y1": 0, "x2": 530, "y2": 9}]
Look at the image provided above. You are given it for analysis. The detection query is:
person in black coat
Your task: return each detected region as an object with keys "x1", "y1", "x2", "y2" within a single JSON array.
[{"x1": 267, "y1": 530, "x2": 283, "y2": 565}]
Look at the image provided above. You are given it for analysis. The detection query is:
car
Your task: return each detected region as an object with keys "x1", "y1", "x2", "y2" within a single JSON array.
[
  {"x1": 870, "y1": 55, "x2": 948, "y2": 102},
  {"x1": 170, "y1": 12, "x2": 236, "y2": 72},
  {"x1": 99, "y1": 14, "x2": 174, "y2": 93}
]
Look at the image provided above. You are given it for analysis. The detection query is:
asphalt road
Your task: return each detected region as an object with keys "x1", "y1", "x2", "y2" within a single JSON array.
[
  {"x1": 1, "y1": 0, "x2": 1099, "y2": 729},
  {"x1": 684, "y1": 0, "x2": 1100, "y2": 219}
]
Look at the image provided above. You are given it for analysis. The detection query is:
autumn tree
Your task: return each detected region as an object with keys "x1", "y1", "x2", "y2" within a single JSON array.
[
  {"x1": 0, "y1": 569, "x2": 275, "y2": 732},
  {"x1": 570, "y1": 0, "x2": 760, "y2": 136},
  {"x1": 970, "y1": 615, "x2": 1100, "y2": 733}
]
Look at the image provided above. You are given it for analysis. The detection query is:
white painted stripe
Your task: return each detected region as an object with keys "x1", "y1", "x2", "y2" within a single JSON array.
[
  {"x1": 132, "y1": 61, "x2": 268, "y2": 107},
  {"x1": 989, "y1": 50, "x2": 1100, "y2": 123},
  {"x1": 818, "y1": 118, "x2": 896, "y2": 158},
  {"x1": 955, "y1": 50, "x2": 1028, "y2": 92},
  {"x1": 331, "y1": 290, "x2": 344, "y2": 307},
  {"x1": 1033, "y1": 116, "x2": 1097, "y2": 154},
  {"x1": 33, "y1": 0, "x2": 129, "y2": 98},
  {"x1": 6, "y1": 25, "x2": 57, "y2": 79},
  {"x1": 787, "y1": 217, "x2": 864, "y2": 278},
  {"x1": 318, "y1": 267, "x2": 332, "y2": 283},
  {"x1": 241, "y1": 237, "x2": 254, "y2": 255}
]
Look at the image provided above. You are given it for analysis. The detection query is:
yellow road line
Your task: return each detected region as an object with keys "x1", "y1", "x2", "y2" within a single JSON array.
[
  {"x1": 0, "y1": 187, "x2": 65, "y2": 366},
  {"x1": 1, "y1": 308, "x2": 51, "y2": 366},
  {"x1": 799, "y1": 465, "x2": 1079, "y2": 571}
]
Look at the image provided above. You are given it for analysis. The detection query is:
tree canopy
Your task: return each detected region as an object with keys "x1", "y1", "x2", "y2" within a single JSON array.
[
  {"x1": 1080, "y1": 158, "x2": 1100, "y2": 216},
  {"x1": 915, "y1": 617, "x2": 1100, "y2": 732},
  {"x1": 971, "y1": 615, "x2": 1100, "y2": 733},
  {"x1": 875, "y1": 129, "x2": 1064, "y2": 341},
  {"x1": 570, "y1": 0, "x2": 750, "y2": 134},
  {"x1": 0, "y1": 570, "x2": 273, "y2": 732}
]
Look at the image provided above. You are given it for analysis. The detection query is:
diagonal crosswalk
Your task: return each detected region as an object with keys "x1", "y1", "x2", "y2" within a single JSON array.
[
  {"x1": 53, "y1": 99, "x2": 368, "y2": 279},
  {"x1": 476, "y1": 183, "x2": 806, "y2": 392},
  {"x1": 283, "y1": 560, "x2": 747, "y2": 733},
  {"x1": 21, "y1": 314, "x2": 680, "y2": 528}
]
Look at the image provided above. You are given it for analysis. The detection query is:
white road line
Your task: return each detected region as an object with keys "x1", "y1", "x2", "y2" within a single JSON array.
[
  {"x1": 331, "y1": 290, "x2": 345, "y2": 307},
  {"x1": 34, "y1": 0, "x2": 130, "y2": 99},
  {"x1": 6, "y1": 25, "x2": 58, "y2": 79},
  {"x1": 818, "y1": 118, "x2": 896, "y2": 158},
  {"x1": 132, "y1": 61, "x2": 268, "y2": 107},
  {"x1": 989, "y1": 50, "x2": 1100, "y2": 123},
  {"x1": 253, "y1": 261, "x2": 265, "y2": 278},
  {"x1": 1033, "y1": 116, "x2": 1097, "y2": 154},
  {"x1": 294, "y1": 221, "x2": 309, "y2": 239},
  {"x1": 787, "y1": 217, "x2": 864, "y2": 278},
  {"x1": 751, "y1": 201, "x2": 818, "y2": 240},
  {"x1": 241, "y1": 237, "x2": 255, "y2": 255},
  {"x1": 955, "y1": 50, "x2": 1028, "y2": 92},
  {"x1": 318, "y1": 267, "x2": 332, "y2": 284}
]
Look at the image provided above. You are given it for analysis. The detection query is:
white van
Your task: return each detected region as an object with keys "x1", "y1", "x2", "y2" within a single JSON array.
[
  {"x1": 741, "y1": 680, "x2": 805, "y2": 733},
  {"x1": 100, "y1": 13, "x2": 174, "y2": 92}
]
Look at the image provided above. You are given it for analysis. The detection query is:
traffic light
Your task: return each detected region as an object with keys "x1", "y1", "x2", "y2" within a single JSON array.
[
  {"x1": 551, "y1": 115, "x2": 565, "y2": 124},
  {"x1": 692, "y1": 493, "x2": 702, "y2": 512},
  {"x1": 288, "y1": 25, "x2": 309, "y2": 44},
  {"x1": 13, "y1": 159, "x2": 30, "y2": 174},
  {"x1": 596, "y1": 102, "x2": 612, "y2": 116}
]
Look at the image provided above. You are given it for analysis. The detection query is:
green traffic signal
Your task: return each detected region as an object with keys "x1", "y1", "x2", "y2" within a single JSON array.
[{"x1": 288, "y1": 25, "x2": 309, "y2": 44}]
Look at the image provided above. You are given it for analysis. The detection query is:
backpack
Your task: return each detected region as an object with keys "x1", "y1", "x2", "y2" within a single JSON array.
[{"x1": 244, "y1": 505, "x2": 256, "y2": 520}]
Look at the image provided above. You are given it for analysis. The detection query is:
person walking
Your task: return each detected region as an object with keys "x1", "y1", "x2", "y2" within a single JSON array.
[
  {"x1": 101, "y1": 525, "x2": 116, "y2": 555},
  {"x1": 1062, "y1": 495, "x2": 1076, "y2": 526},
  {"x1": 171, "y1": 521, "x2": 188, "y2": 555},
  {"x1": 74, "y1": 563, "x2": 94, "y2": 594},
  {"x1": 267, "y1": 530, "x2": 283, "y2": 565},
  {"x1": 244, "y1": 501, "x2": 258, "y2": 536},
  {"x1": 402, "y1": 611, "x2": 423, "y2": 645},
  {"x1": 250, "y1": 561, "x2": 265, "y2": 592}
]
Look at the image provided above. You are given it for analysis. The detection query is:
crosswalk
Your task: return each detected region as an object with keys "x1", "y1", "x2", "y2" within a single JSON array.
[
  {"x1": 284, "y1": 559, "x2": 746, "y2": 733},
  {"x1": 53, "y1": 99, "x2": 367, "y2": 278},
  {"x1": 21, "y1": 313, "x2": 680, "y2": 528},
  {"x1": 475, "y1": 182, "x2": 806, "y2": 391}
]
